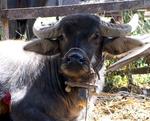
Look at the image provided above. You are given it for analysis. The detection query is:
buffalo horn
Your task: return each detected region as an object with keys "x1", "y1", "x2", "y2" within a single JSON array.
[
  {"x1": 33, "y1": 17, "x2": 61, "y2": 39},
  {"x1": 99, "y1": 14, "x2": 139, "y2": 37}
]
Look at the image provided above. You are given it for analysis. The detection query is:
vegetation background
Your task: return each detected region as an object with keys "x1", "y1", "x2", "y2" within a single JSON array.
[{"x1": 105, "y1": 10, "x2": 150, "y2": 93}]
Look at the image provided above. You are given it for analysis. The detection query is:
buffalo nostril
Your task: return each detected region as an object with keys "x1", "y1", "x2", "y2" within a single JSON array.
[
  {"x1": 65, "y1": 54, "x2": 86, "y2": 65},
  {"x1": 66, "y1": 57, "x2": 71, "y2": 64},
  {"x1": 79, "y1": 58, "x2": 85, "y2": 64}
]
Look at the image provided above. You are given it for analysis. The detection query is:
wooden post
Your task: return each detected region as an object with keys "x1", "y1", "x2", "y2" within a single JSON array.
[
  {"x1": 0, "y1": 0, "x2": 9, "y2": 40},
  {"x1": 125, "y1": 64, "x2": 133, "y2": 92},
  {"x1": 0, "y1": 0, "x2": 1, "y2": 40}
]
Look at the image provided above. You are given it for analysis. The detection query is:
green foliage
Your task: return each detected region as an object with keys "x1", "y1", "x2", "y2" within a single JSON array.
[
  {"x1": 105, "y1": 11, "x2": 150, "y2": 91},
  {"x1": 123, "y1": 11, "x2": 150, "y2": 35},
  {"x1": 133, "y1": 74, "x2": 150, "y2": 86}
]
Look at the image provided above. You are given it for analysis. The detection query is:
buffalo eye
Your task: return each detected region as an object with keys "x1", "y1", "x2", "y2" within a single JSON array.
[
  {"x1": 58, "y1": 35, "x2": 63, "y2": 40},
  {"x1": 89, "y1": 33, "x2": 100, "y2": 45},
  {"x1": 58, "y1": 33, "x2": 67, "y2": 42}
]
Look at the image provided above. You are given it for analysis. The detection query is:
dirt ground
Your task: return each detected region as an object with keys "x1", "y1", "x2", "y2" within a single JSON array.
[{"x1": 85, "y1": 92, "x2": 150, "y2": 121}]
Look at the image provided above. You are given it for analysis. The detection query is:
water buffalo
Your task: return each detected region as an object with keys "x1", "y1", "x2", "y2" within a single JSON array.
[{"x1": 0, "y1": 13, "x2": 142, "y2": 121}]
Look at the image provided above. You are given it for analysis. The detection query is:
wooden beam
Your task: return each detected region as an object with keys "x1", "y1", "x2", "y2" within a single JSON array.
[
  {"x1": 0, "y1": 0, "x2": 1, "y2": 10},
  {"x1": 0, "y1": 0, "x2": 9, "y2": 40},
  {"x1": 107, "y1": 66, "x2": 150, "y2": 75},
  {"x1": 0, "y1": 0, "x2": 1, "y2": 20},
  {"x1": 1, "y1": 17, "x2": 9, "y2": 39},
  {"x1": 131, "y1": 67, "x2": 150, "y2": 74},
  {"x1": 1, "y1": 0, "x2": 150, "y2": 20}
]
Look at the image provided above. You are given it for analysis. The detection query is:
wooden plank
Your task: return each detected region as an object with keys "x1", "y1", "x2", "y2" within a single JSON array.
[
  {"x1": 107, "y1": 67, "x2": 150, "y2": 75},
  {"x1": 0, "y1": 0, "x2": 1, "y2": 9},
  {"x1": 131, "y1": 67, "x2": 150, "y2": 74},
  {"x1": 0, "y1": 0, "x2": 1, "y2": 19},
  {"x1": 1, "y1": 17, "x2": 9, "y2": 39},
  {"x1": 1, "y1": 0, "x2": 150, "y2": 20},
  {"x1": 0, "y1": 0, "x2": 9, "y2": 40},
  {"x1": 0, "y1": 0, "x2": 2, "y2": 40}
]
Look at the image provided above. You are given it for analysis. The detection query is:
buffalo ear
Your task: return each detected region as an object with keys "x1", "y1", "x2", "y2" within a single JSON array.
[
  {"x1": 103, "y1": 36, "x2": 143, "y2": 55},
  {"x1": 23, "y1": 38, "x2": 59, "y2": 55}
]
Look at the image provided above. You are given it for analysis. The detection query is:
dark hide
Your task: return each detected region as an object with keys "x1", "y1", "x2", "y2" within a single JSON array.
[{"x1": 0, "y1": 113, "x2": 12, "y2": 121}]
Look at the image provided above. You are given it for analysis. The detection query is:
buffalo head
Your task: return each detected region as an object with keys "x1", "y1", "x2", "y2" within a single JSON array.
[{"x1": 24, "y1": 13, "x2": 142, "y2": 82}]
